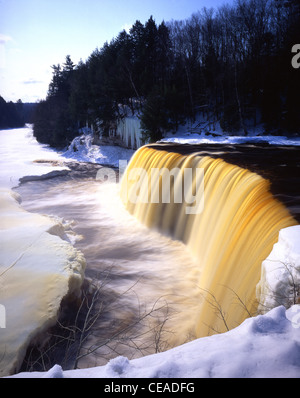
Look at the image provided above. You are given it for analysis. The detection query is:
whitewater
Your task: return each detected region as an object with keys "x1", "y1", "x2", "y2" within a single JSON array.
[{"x1": 0, "y1": 126, "x2": 299, "y2": 378}]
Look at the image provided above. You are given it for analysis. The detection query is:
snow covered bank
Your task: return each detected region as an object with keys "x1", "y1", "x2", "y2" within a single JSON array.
[
  {"x1": 257, "y1": 225, "x2": 300, "y2": 313},
  {"x1": 0, "y1": 127, "x2": 87, "y2": 376},
  {"x1": 9, "y1": 304, "x2": 300, "y2": 378},
  {"x1": 160, "y1": 132, "x2": 300, "y2": 146},
  {"x1": 62, "y1": 123, "x2": 300, "y2": 168},
  {"x1": 157, "y1": 115, "x2": 300, "y2": 146},
  {"x1": 0, "y1": 188, "x2": 86, "y2": 376},
  {"x1": 63, "y1": 133, "x2": 135, "y2": 167}
]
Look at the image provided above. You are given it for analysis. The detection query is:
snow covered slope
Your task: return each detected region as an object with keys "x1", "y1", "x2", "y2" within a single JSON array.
[
  {"x1": 10, "y1": 304, "x2": 300, "y2": 378},
  {"x1": 0, "y1": 127, "x2": 86, "y2": 377},
  {"x1": 0, "y1": 188, "x2": 86, "y2": 376},
  {"x1": 257, "y1": 225, "x2": 300, "y2": 313},
  {"x1": 63, "y1": 131, "x2": 135, "y2": 167}
]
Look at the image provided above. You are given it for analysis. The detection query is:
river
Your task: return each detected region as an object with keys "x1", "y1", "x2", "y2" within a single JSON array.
[
  {"x1": 2, "y1": 126, "x2": 299, "y2": 373},
  {"x1": 1, "y1": 126, "x2": 201, "y2": 371}
]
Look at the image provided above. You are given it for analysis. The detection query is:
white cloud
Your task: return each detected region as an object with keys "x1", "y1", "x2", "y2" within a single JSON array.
[{"x1": 22, "y1": 78, "x2": 44, "y2": 85}]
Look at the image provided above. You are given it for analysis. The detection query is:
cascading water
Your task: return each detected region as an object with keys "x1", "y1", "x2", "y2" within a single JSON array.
[
  {"x1": 2, "y1": 127, "x2": 299, "y2": 375},
  {"x1": 120, "y1": 146, "x2": 298, "y2": 336}
]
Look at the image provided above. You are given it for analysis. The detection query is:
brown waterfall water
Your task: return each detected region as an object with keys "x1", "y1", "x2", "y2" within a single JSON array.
[{"x1": 120, "y1": 146, "x2": 298, "y2": 336}]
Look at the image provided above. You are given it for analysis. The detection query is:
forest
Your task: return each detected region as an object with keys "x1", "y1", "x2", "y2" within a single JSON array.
[
  {"x1": 0, "y1": 97, "x2": 36, "y2": 129},
  {"x1": 33, "y1": 0, "x2": 300, "y2": 148}
]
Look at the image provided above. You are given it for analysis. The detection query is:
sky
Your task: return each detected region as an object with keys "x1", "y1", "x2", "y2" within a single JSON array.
[{"x1": 0, "y1": 0, "x2": 232, "y2": 103}]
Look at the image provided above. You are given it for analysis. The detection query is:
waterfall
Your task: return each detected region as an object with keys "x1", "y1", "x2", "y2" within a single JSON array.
[{"x1": 120, "y1": 146, "x2": 297, "y2": 336}]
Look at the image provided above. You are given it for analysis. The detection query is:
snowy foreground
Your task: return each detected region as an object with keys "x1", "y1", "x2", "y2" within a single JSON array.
[
  {"x1": 1, "y1": 126, "x2": 300, "y2": 379},
  {"x1": 0, "y1": 188, "x2": 86, "y2": 377},
  {"x1": 10, "y1": 304, "x2": 300, "y2": 378},
  {"x1": 9, "y1": 223, "x2": 300, "y2": 379}
]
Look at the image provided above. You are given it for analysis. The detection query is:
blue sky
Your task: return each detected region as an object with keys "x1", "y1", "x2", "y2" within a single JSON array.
[{"x1": 0, "y1": 0, "x2": 232, "y2": 102}]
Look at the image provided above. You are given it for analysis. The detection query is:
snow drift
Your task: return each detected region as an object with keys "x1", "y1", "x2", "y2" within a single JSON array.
[
  {"x1": 63, "y1": 129, "x2": 135, "y2": 167},
  {"x1": 0, "y1": 188, "x2": 86, "y2": 377},
  {"x1": 257, "y1": 225, "x2": 300, "y2": 313},
  {"x1": 10, "y1": 304, "x2": 300, "y2": 378}
]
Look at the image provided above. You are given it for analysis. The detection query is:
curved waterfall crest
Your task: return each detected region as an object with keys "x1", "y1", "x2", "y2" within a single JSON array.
[{"x1": 120, "y1": 146, "x2": 297, "y2": 336}]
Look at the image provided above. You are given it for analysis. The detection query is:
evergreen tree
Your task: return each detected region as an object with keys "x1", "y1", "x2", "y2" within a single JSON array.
[
  {"x1": 33, "y1": 1, "x2": 300, "y2": 147},
  {"x1": 142, "y1": 16, "x2": 159, "y2": 93},
  {"x1": 129, "y1": 20, "x2": 146, "y2": 97},
  {"x1": 140, "y1": 87, "x2": 169, "y2": 142},
  {"x1": 69, "y1": 60, "x2": 90, "y2": 127},
  {"x1": 0, "y1": 96, "x2": 25, "y2": 129},
  {"x1": 34, "y1": 55, "x2": 77, "y2": 147}
]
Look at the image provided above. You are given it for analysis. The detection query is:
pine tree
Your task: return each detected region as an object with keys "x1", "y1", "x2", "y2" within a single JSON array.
[{"x1": 140, "y1": 87, "x2": 169, "y2": 143}]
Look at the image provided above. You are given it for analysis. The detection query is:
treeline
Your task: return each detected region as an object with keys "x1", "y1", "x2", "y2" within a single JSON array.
[
  {"x1": 0, "y1": 96, "x2": 35, "y2": 129},
  {"x1": 0, "y1": 96, "x2": 37, "y2": 129},
  {"x1": 33, "y1": 0, "x2": 300, "y2": 147}
]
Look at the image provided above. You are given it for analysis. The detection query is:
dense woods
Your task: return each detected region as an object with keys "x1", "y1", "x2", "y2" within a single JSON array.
[
  {"x1": 0, "y1": 97, "x2": 36, "y2": 129},
  {"x1": 33, "y1": 0, "x2": 300, "y2": 147}
]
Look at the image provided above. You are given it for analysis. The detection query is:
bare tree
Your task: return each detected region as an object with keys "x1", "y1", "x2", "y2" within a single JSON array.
[{"x1": 21, "y1": 276, "x2": 174, "y2": 372}]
